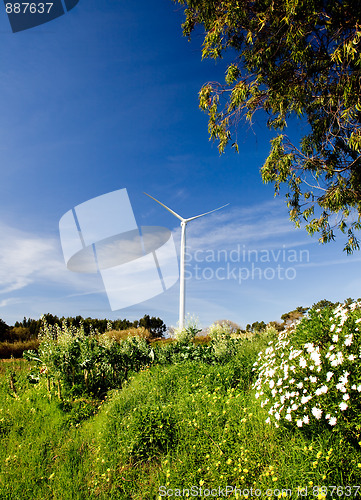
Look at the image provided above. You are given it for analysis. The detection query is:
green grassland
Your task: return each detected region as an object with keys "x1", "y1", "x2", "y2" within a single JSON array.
[{"x1": 0, "y1": 307, "x2": 361, "y2": 499}]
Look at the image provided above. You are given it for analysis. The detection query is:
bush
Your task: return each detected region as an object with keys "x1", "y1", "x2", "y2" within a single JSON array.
[
  {"x1": 253, "y1": 300, "x2": 361, "y2": 441},
  {"x1": 0, "y1": 340, "x2": 39, "y2": 359}
]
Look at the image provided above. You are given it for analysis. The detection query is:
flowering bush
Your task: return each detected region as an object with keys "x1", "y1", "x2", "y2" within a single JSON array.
[
  {"x1": 25, "y1": 317, "x2": 155, "y2": 396},
  {"x1": 252, "y1": 300, "x2": 361, "y2": 439}
]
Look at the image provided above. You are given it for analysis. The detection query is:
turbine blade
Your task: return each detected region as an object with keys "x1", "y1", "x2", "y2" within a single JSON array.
[
  {"x1": 144, "y1": 192, "x2": 184, "y2": 222},
  {"x1": 185, "y1": 203, "x2": 230, "y2": 222}
]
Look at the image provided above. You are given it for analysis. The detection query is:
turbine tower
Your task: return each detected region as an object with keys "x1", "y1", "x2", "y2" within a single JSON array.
[{"x1": 144, "y1": 193, "x2": 229, "y2": 330}]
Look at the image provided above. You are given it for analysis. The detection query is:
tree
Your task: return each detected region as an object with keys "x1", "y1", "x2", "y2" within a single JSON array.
[
  {"x1": 174, "y1": 0, "x2": 361, "y2": 252},
  {"x1": 138, "y1": 314, "x2": 167, "y2": 338},
  {"x1": 281, "y1": 306, "x2": 309, "y2": 325},
  {"x1": 0, "y1": 319, "x2": 9, "y2": 342},
  {"x1": 214, "y1": 319, "x2": 241, "y2": 334}
]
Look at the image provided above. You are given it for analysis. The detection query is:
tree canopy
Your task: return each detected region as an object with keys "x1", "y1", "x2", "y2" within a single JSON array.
[{"x1": 174, "y1": 0, "x2": 361, "y2": 252}]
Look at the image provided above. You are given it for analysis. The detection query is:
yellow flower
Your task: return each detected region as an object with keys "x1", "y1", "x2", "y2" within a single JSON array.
[
  {"x1": 272, "y1": 476, "x2": 278, "y2": 482},
  {"x1": 227, "y1": 458, "x2": 232, "y2": 465},
  {"x1": 199, "y1": 480, "x2": 204, "y2": 486},
  {"x1": 317, "y1": 451, "x2": 322, "y2": 458}
]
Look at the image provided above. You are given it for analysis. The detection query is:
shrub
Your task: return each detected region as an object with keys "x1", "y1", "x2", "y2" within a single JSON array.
[
  {"x1": 0, "y1": 340, "x2": 39, "y2": 359},
  {"x1": 253, "y1": 300, "x2": 361, "y2": 441}
]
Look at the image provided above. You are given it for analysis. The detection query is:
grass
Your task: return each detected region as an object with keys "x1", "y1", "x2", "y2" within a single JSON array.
[{"x1": 0, "y1": 332, "x2": 360, "y2": 499}]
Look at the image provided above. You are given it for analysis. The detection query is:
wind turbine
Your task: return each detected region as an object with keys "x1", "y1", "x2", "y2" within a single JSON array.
[{"x1": 144, "y1": 193, "x2": 229, "y2": 330}]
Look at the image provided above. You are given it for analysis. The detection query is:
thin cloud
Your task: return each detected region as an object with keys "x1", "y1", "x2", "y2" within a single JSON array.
[{"x1": 0, "y1": 221, "x2": 98, "y2": 296}]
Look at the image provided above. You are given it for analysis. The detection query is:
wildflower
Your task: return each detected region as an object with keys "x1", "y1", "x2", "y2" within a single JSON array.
[
  {"x1": 296, "y1": 419, "x2": 303, "y2": 427},
  {"x1": 311, "y1": 407, "x2": 322, "y2": 420},
  {"x1": 344, "y1": 335, "x2": 353, "y2": 346},
  {"x1": 339, "y1": 402, "x2": 348, "y2": 411},
  {"x1": 328, "y1": 417, "x2": 337, "y2": 426},
  {"x1": 326, "y1": 372, "x2": 333, "y2": 382},
  {"x1": 299, "y1": 357, "x2": 307, "y2": 368},
  {"x1": 332, "y1": 334, "x2": 339, "y2": 342}
]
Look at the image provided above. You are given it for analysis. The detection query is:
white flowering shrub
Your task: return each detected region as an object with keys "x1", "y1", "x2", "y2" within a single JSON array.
[{"x1": 253, "y1": 300, "x2": 361, "y2": 438}]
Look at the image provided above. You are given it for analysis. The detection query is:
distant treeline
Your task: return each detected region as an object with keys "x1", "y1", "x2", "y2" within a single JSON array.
[{"x1": 0, "y1": 313, "x2": 166, "y2": 343}]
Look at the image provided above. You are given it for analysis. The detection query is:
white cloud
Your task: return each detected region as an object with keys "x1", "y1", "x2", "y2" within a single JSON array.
[
  {"x1": 170, "y1": 199, "x2": 310, "y2": 252},
  {"x1": 0, "y1": 221, "x2": 98, "y2": 297}
]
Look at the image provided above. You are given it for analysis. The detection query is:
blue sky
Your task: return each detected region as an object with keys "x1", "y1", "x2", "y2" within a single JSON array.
[{"x1": 0, "y1": 0, "x2": 360, "y2": 330}]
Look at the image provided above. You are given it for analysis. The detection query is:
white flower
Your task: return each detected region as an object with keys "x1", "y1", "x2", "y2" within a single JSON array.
[
  {"x1": 296, "y1": 419, "x2": 303, "y2": 427},
  {"x1": 336, "y1": 383, "x2": 346, "y2": 393},
  {"x1": 330, "y1": 323, "x2": 336, "y2": 332},
  {"x1": 339, "y1": 402, "x2": 348, "y2": 411},
  {"x1": 343, "y1": 394, "x2": 350, "y2": 400},
  {"x1": 275, "y1": 412, "x2": 280, "y2": 420},
  {"x1": 326, "y1": 372, "x2": 333, "y2": 382},
  {"x1": 310, "y1": 376, "x2": 317, "y2": 383},
  {"x1": 299, "y1": 357, "x2": 307, "y2": 368},
  {"x1": 269, "y1": 380, "x2": 275, "y2": 389},
  {"x1": 328, "y1": 416, "x2": 337, "y2": 426},
  {"x1": 355, "y1": 318, "x2": 361, "y2": 323},
  {"x1": 344, "y1": 335, "x2": 353, "y2": 346},
  {"x1": 357, "y1": 385, "x2": 361, "y2": 392},
  {"x1": 285, "y1": 413, "x2": 292, "y2": 422},
  {"x1": 348, "y1": 354, "x2": 356, "y2": 361},
  {"x1": 332, "y1": 334, "x2": 339, "y2": 342},
  {"x1": 311, "y1": 407, "x2": 322, "y2": 419},
  {"x1": 352, "y1": 384, "x2": 356, "y2": 390},
  {"x1": 303, "y1": 415, "x2": 309, "y2": 424},
  {"x1": 265, "y1": 417, "x2": 271, "y2": 424}
]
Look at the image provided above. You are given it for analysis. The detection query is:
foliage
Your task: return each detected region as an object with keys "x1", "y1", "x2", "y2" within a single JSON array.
[
  {"x1": 175, "y1": 0, "x2": 361, "y2": 252},
  {"x1": 1, "y1": 354, "x2": 360, "y2": 499},
  {"x1": 172, "y1": 314, "x2": 202, "y2": 344},
  {"x1": 246, "y1": 320, "x2": 267, "y2": 333},
  {"x1": 0, "y1": 319, "x2": 10, "y2": 342},
  {"x1": 24, "y1": 318, "x2": 155, "y2": 397},
  {"x1": 0, "y1": 340, "x2": 39, "y2": 359},
  {"x1": 281, "y1": 306, "x2": 309, "y2": 325},
  {"x1": 12, "y1": 313, "x2": 166, "y2": 339},
  {"x1": 253, "y1": 299, "x2": 361, "y2": 442},
  {"x1": 213, "y1": 319, "x2": 241, "y2": 334}
]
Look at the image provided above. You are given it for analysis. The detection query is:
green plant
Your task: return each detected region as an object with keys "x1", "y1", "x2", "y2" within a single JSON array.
[{"x1": 253, "y1": 300, "x2": 361, "y2": 442}]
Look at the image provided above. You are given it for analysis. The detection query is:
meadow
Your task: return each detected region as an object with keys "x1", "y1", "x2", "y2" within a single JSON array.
[{"x1": 0, "y1": 303, "x2": 360, "y2": 500}]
